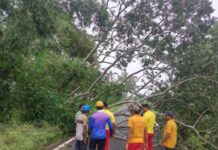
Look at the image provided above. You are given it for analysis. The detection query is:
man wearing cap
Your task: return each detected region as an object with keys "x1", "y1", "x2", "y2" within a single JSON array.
[
  {"x1": 142, "y1": 104, "x2": 156, "y2": 150},
  {"x1": 103, "y1": 101, "x2": 116, "y2": 150},
  {"x1": 74, "y1": 104, "x2": 90, "y2": 150},
  {"x1": 161, "y1": 111, "x2": 177, "y2": 150},
  {"x1": 126, "y1": 105, "x2": 147, "y2": 150},
  {"x1": 89, "y1": 101, "x2": 113, "y2": 150}
]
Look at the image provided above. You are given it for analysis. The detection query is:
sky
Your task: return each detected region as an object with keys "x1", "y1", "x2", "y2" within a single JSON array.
[
  {"x1": 212, "y1": 0, "x2": 218, "y2": 17},
  {"x1": 99, "y1": 0, "x2": 218, "y2": 94},
  {"x1": 101, "y1": 0, "x2": 218, "y2": 77},
  {"x1": 124, "y1": 0, "x2": 218, "y2": 74}
]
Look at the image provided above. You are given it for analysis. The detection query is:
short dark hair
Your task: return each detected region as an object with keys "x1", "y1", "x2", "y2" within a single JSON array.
[
  {"x1": 96, "y1": 106, "x2": 104, "y2": 110},
  {"x1": 134, "y1": 110, "x2": 141, "y2": 114},
  {"x1": 142, "y1": 104, "x2": 150, "y2": 108},
  {"x1": 165, "y1": 111, "x2": 174, "y2": 118},
  {"x1": 79, "y1": 104, "x2": 84, "y2": 109},
  {"x1": 130, "y1": 105, "x2": 141, "y2": 114},
  {"x1": 103, "y1": 101, "x2": 108, "y2": 108},
  {"x1": 82, "y1": 110, "x2": 89, "y2": 113}
]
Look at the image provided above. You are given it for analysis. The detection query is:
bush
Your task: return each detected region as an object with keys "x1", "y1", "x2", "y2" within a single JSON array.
[{"x1": 6, "y1": 51, "x2": 123, "y2": 131}]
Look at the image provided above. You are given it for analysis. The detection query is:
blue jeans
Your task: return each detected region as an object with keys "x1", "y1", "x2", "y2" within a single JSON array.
[{"x1": 74, "y1": 140, "x2": 87, "y2": 150}]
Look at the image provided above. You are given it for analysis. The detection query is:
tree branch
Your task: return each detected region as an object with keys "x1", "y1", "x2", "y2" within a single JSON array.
[{"x1": 193, "y1": 107, "x2": 214, "y2": 128}]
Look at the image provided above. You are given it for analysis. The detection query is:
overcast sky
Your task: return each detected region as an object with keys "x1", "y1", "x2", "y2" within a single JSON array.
[
  {"x1": 212, "y1": 0, "x2": 218, "y2": 17},
  {"x1": 126, "y1": 0, "x2": 218, "y2": 74},
  {"x1": 100, "y1": 0, "x2": 218, "y2": 95},
  {"x1": 102, "y1": 0, "x2": 218, "y2": 77}
]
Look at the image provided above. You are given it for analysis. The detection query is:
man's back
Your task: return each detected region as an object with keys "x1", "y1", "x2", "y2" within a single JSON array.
[
  {"x1": 143, "y1": 110, "x2": 156, "y2": 134},
  {"x1": 75, "y1": 111, "x2": 82, "y2": 123},
  {"x1": 128, "y1": 114, "x2": 147, "y2": 143},
  {"x1": 75, "y1": 113, "x2": 88, "y2": 140},
  {"x1": 89, "y1": 111, "x2": 111, "y2": 139},
  {"x1": 103, "y1": 109, "x2": 115, "y2": 129},
  {"x1": 163, "y1": 119, "x2": 177, "y2": 148}
]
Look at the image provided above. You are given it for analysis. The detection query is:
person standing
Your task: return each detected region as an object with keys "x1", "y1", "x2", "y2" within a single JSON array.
[
  {"x1": 75, "y1": 104, "x2": 84, "y2": 122},
  {"x1": 103, "y1": 101, "x2": 116, "y2": 150},
  {"x1": 161, "y1": 111, "x2": 177, "y2": 150},
  {"x1": 126, "y1": 105, "x2": 147, "y2": 150},
  {"x1": 142, "y1": 104, "x2": 156, "y2": 150},
  {"x1": 74, "y1": 105, "x2": 90, "y2": 150},
  {"x1": 89, "y1": 101, "x2": 113, "y2": 150}
]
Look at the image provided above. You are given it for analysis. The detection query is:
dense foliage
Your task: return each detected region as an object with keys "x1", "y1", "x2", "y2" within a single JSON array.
[
  {"x1": 155, "y1": 24, "x2": 218, "y2": 149},
  {"x1": 0, "y1": 0, "x2": 123, "y2": 132}
]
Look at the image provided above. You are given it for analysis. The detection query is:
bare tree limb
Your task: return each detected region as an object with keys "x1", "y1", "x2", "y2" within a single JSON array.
[
  {"x1": 86, "y1": 56, "x2": 122, "y2": 93},
  {"x1": 82, "y1": 39, "x2": 105, "y2": 63},
  {"x1": 68, "y1": 86, "x2": 80, "y2": 97},
  {"x1": 126, "y1": 70, "x2": 164, "y2": 101},
  {"x1": 82, "y1": 0, "x2": 129, "y2": 63},
  {"x1": 193, "y1": 107, "x2": 214, "y2": 128},
  {"x1": 109, "y1": 75, "x2": 212, "y2": 109},
  {"x1": 174, "y1": 118, "x2": 218, "y2": 149}
]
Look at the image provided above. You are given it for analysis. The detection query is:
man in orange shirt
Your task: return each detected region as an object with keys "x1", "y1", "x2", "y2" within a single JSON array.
[
  {"x1": 126, "y1": 105, "x2": 147, "y2": 150},
  {"x1": 161, "y1": 111, "x2": 177, "y2": 150},
  {"x1": 142, "y1": 104, "x2": 156, "y2": 150}
]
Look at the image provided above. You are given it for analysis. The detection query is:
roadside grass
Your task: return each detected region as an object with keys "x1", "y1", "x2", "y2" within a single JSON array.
[{"x1": 0, "y1": 123, "x2": 63, "y2": 150}]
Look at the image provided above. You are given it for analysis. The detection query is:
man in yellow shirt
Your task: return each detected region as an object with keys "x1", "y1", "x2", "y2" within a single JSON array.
[
  {"x1": 126, "y1": 105, "x2": 147, "y2": 150},
  {"x1": 103, "y1": 102, "x2": 116, "y2": 150},
  {"x1": 142, "y1": 104, "x2": 156, "y2": 150},
  {"x1": 161, "y1": 111, "x2": 177, "y2": 150}
]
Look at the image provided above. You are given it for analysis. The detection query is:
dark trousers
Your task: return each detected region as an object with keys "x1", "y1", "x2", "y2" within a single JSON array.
[
  {"x1": 89, "y1": 138, "x2": 106, "y2": 150},
  {"x1": 74, "y1": 140, "x2": 87, "y2": 150},
  {"x1": 165, "y1": 147, "x2": 175, "y2": 150}
]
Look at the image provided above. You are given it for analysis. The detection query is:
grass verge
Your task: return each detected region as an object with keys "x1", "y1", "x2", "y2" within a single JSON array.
[{"x1": 0, "y1": 123, "x2": 63, "y2": 150}]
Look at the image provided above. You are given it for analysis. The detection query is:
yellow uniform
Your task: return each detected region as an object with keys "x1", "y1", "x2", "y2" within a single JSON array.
[
  {"x1": 143, "y1": 110, "x2": 156, "y2": 134},
  {"x1": 163, "y1": 119, "x2": 177, "y2": 148},
  {"x1": 128, "y1": 114, "x2": 147, "y2": 143},
  {"x1": 103, "y1": 109, "x2": 115, "y2": 129}
]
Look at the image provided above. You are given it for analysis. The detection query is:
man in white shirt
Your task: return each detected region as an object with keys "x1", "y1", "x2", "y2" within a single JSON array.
[
  {"x1": 74, "y1": 105, "x2": 90, "y2": 150},
  {"x1": 75, "y1": 104, "x2": 84, "y2": 123}
]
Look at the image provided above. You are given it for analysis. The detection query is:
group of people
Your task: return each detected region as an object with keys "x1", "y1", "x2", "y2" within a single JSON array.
[
  {"x1": 126, "y1": 104, "x2": 177, "y2": 150},
  {"x1": 74, "y1": 101, "x2": 115, "y2": 150},
  {"x1": 74, "y1": 101, "x2": 177, "y2": 150}
]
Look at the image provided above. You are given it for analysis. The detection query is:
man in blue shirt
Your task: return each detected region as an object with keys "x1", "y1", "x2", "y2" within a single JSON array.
[{"x1": 89, "y1": 101, "x2": 113, "y2": 150}]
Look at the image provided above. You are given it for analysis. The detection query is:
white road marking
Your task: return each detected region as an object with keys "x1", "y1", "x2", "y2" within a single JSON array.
[{"x1": 53, "y1": 137, "x2": 75, "y2": 150}]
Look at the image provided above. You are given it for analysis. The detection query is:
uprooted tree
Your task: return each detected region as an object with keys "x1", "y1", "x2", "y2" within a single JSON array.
[
  {"x1": 0, "y1": 0, "x2": 217, "y2": 149},
  {"x1": 60, "y1": 0, "x2": 217, "y2": 149}
]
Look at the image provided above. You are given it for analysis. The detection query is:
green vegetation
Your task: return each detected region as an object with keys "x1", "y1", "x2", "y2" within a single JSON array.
[
  {"x1": 0, "y1": 0, "x2": 124, "y2": 148},
  {"x1": 156, "y1": 24, "x2": 218, "y2": 149},
  {"x1": 0, "y1": 123, "x2": 63, "y2": 150}
]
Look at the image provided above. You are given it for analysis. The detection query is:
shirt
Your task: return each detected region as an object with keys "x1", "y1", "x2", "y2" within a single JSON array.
[
  {"x1": 75, "y1": 113, "x2": 88, "y2": 140},
  {"x1": 75, "y1": 111, "x2": 82, "y2": 123},
  {"x1": 143, "y1": 110, "x2": 156, "y2": 134},
  {"x1": 163, "y1": 119, "x2": 177, "y2": 148},
  {"x1": 89, "y1": 110, "x2": 113, "y2": 139},
  {"x1": 103, "y1": 109, "x2": 115, "y2": 129},
  {"x1": 128, "y1": 114, "x2": 147, "y2": 143}
]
